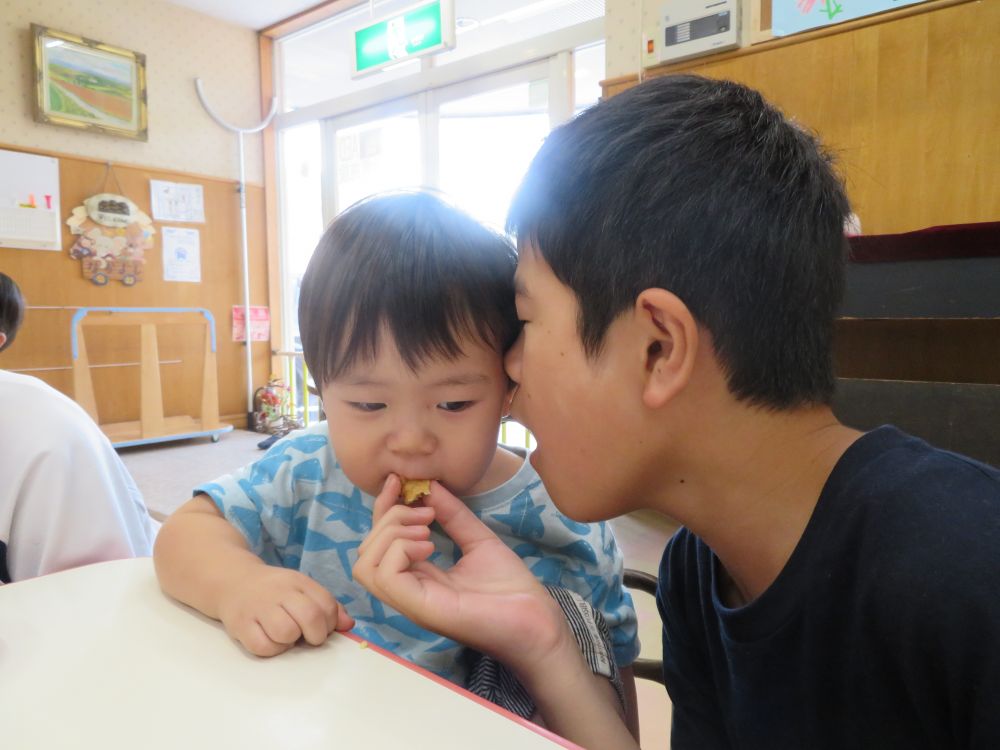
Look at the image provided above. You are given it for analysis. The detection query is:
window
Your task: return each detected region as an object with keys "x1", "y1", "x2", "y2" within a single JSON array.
[{"x1": 274, "y1": 4, "x2": 607, "y2": 443}]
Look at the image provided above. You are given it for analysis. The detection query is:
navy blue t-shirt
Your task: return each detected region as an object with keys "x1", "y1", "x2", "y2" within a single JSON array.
[{"x1": 657, "y1": 426, "x2": 1000, "y2": 749}]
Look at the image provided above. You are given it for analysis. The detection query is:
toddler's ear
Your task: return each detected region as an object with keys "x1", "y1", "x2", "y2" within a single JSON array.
[
  {"x1": 501, "y1": 383, "x2": 519, "y2": 421},
  {"x1": 634, "y1": 289, "x2": 698, "y2": 409}
]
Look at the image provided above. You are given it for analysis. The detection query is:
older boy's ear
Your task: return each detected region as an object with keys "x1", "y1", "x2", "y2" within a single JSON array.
[{"x1": 634, "y1": 289, "x2": 698, "y2": 409}]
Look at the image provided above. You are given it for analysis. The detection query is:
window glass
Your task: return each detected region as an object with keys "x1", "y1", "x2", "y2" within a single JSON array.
[
  {"x1": 438, "y1": 79, "x2": 549, "y2": 232},
  {"x1": 573, "y1": 41, "x2": 605, "y2": 112},
  {"x1": 333, "y1": 110, "x2": 423, "y2": 213},
  {"x1": 278, "y1": 121, "x2": 324, "y2": 348}
]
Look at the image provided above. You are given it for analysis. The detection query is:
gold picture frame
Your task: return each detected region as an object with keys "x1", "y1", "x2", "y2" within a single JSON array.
[{"x1": 32, "y1": 24, "x2": 148, "y2": 141}]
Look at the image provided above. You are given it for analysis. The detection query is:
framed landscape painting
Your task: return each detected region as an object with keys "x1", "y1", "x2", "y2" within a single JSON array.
[{"x1": 32, "y1": 24, "x2": 148, "y2": 141}]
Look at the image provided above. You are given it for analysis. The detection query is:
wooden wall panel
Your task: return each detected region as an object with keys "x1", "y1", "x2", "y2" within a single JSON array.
[
  {"x1": 835, "y1": 319, "x2": 1000, "y2": 384},
  {"x1": 0, "y1": 146, "x2": 270, "y2": 427},
  {"x1": 602, "y1": 0, "x2": 998, "y2": 235}
]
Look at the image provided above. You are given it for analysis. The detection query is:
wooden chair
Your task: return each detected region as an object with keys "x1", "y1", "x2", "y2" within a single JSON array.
[{"x1": 623, "y1": 568, "x2": 665, "y2": 685}]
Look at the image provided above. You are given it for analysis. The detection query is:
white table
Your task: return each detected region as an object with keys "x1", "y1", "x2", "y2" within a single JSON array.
[{"x1": 0, "y1": 558, "x2": 578, "y2": 749}]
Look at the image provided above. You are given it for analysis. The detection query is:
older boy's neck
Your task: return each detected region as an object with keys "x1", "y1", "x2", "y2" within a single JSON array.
[{"x1": 653, "y1": 404, "x2": 862, "y2": 603}]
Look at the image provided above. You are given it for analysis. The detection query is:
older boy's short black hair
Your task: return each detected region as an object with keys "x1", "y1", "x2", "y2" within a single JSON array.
[
  {"x1": 0, "y1": 272, "x2": 25, "y2": 353},
  {"x1": 299, "y1": 191, "x2": 519, "y2": 388},
  {"x1": 508, "y1": 75, "x2": 850, "y2": 409}
]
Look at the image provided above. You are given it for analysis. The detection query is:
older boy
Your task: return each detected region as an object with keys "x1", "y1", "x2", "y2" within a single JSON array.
[{"x1": 354, "y1": 75, "x2": 1000, "y2": 749}]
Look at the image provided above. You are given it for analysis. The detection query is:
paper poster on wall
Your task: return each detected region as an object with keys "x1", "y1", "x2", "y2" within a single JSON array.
[
  {"x1": 0, "y1": 149, "x2": 62, "y2": 251},
  {"x1": 150, "y1": 179, "x2": 205, "y2": 223},
  {"x1": 773, "y1": 0, "x2": 927, "y2": 37},
  {"x1": 232, "y1": 305, "x2": 270, "y2": 342},
  {"x1": 162, "y1": 226, "x2": 201, "y2": 282}
]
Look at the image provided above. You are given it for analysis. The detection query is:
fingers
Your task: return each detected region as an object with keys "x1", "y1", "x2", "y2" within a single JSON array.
[
  {"x1": 358, "y1": 504, "x2": 433, "y2": 557},
  {"x1": 359, "y1": 521, "x2": 432, "y2": 565},
  {"x1": 281, "y1": 590, "x2": 333, "y2": 646},
  {"x1": 366, "y1": 538, "x2": 437, "y2": 610},
  {"x1": 424, "y1": 482, "x2": 500, "y2": 549},
  {"x1": 371, "y1": 473, "x2": 403, "y2": 524},
  {"x1": 355, "y1": 494, "x2": 436, "y2": 596},
  {"x1": 241, "y1": 620, "x2": 294, "y2": 657},
  {"x1": 298, "y1": 577, "x2": 356, "y2": 634},
  {"x1": 228, "y1": 573, "x2": 356, "y2": 656},
  {"x1": 257, "y1": 596, "x2": 309, "y2": 647}
]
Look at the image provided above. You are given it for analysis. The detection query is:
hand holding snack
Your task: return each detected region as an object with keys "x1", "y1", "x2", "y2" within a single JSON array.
[
  {"x1": 216, "y1": 565, "x2": 354, "y2": 657},
  {"x1": 354, "y1": 475, "x2": 568, "y2": 674}
]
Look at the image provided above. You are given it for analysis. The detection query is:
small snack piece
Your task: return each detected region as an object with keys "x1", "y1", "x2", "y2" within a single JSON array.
[{"x1": 400, "y1": 478, "x2": 431, "y2": 504}]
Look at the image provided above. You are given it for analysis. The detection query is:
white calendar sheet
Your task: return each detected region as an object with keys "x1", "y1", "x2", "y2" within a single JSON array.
[{"x1": 0, "y1": 149, "x2": 61, "y2": 252}]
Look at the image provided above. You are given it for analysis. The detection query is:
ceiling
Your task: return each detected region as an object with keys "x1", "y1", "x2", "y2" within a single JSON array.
[
  {"x1": 162, "y1": 0, "x2": 323, "y2": 30},
  {"x1": 162, "y1": 0, "x2": 602, "y2": 32}
]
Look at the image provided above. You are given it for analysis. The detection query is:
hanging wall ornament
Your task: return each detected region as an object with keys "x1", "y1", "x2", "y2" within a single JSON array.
[{"x1": 66, "y1": 164, "x2": 155, "y2": 287}]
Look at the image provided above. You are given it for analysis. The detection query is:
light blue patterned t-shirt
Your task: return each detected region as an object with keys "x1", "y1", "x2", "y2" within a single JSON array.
[{"x1": 197, "y1": 422, "x2": 639, "y2": 686}]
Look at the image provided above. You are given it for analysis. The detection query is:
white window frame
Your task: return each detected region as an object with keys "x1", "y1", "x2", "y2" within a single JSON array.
[
  {"x1": 274, "y1": 18, "x2": 600, "y2": 130},
  {"x1": 275, "y1": 16, "x2": 603, "y2": 351}
]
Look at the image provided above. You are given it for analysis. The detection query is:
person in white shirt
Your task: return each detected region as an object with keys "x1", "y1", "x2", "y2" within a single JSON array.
[{"x1": 0, "y1": 272, "x2": 157, "y2": 583}]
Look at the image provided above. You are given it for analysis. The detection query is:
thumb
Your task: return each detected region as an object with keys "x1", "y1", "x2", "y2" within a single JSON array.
[
  {"x1": 425, "y1": 481, "x2": 499, "y2": 549},
  {"x1": 335, "y1": 605, "x2": 355, "y2": 632}
]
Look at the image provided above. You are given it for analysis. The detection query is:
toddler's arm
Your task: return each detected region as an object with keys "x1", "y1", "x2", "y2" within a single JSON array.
[{"x1": 154, "y1": 494, "x2": 353, "y2": 656}]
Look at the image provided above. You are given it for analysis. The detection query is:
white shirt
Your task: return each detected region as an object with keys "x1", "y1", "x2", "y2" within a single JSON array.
[{"x1": 0, "y1": 370, "x2": 157, "y2": 582}]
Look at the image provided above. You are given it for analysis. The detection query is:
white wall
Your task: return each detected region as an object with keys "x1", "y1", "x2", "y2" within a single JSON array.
[{"x1": 0, "y1": 0, "x2": 264, "y2": 183}]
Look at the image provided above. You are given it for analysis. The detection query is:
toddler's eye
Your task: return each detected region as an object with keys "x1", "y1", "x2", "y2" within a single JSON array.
[
  {"x1": 438, "y1": 401, "x2": 473, "y2": 412},
  {"x1": 349, "y1": 402, "x2": 385, "y2": 412}
]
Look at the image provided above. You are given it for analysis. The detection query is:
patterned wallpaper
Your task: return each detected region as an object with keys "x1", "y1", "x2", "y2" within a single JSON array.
[
  {"x1": 605, "y1": 0, "x2": 657, "y2": 79},
  {"x1": 0, "y1": 0, "x2": 264, "y2": 184}
]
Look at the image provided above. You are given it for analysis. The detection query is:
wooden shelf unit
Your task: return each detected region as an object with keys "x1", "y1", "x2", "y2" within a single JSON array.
[{"x1": 71, "y1": 307, "x2": 233, "y2": 447}]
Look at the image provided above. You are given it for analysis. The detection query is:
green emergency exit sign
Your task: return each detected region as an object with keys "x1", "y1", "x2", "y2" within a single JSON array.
[{"x1": 353, "y1": 0, "x2": 456, "y2": 77}]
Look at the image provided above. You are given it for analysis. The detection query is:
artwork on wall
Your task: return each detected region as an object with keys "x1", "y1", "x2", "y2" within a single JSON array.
[
  {"x1": 32, "y1": 24, "x2": 148, "y2": 141},
  {"x1": 772, "y1": 0, "x2": 929, "y2": 37},
  {"x1": 67, "y1": 193, "x2": 155, "y2": 286},
  {"x1": 150, "y1": 180, "x2": 205, "y2": 223},
  {"x1": 162, "y1": 226, "x2": 201, "y2": 283}
]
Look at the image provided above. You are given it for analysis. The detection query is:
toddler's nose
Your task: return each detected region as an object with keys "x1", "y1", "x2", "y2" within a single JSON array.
[{"x1": 388, "y1": 420, "x2": 435, "y2": 456}]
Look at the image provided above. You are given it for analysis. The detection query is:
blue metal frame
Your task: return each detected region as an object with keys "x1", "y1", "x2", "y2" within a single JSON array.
[
  {"x1": 71, "y1": 307, "x2": 217, "y2": 359},
  {"x1": 113, "y1": 424, "x2": 234, "y2": 449}
]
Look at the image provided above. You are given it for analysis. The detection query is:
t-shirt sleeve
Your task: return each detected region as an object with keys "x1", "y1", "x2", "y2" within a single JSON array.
[
  {"x1": 8, "y1": 411, "x2": 157, "y2": 581},
  {"x1": 658, "y1": 530, "x2": 730, "y2": 749},
  {"x1": 195, "y1": 438, "x2": 307, "y2": 565}
]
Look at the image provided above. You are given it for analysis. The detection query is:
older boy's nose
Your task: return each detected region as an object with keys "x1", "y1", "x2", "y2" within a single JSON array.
[{"x1": 504, "y1": 333, "x2": 524, "y2": 385}]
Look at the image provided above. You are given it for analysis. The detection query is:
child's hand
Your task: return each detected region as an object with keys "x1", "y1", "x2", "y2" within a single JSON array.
[
  {"x1": 216, "y1": 566, "x2": 354, "y2": 657},
  {"x1": 354, "y1": 475, "x2": 568, "y2": 675}
]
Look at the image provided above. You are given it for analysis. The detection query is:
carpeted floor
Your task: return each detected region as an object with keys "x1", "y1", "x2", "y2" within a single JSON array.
[{"x1": 118, "y1": 427, "x2": 264, "y2": 521}]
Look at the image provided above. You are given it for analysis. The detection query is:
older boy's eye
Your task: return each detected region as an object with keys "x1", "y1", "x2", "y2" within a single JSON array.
[
  {"x1": 438, "y1": 401, "x2": 473, "y2": 412},
  {"x1": 349, "y1": 402, "x2": 385, "y2": 412}
]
